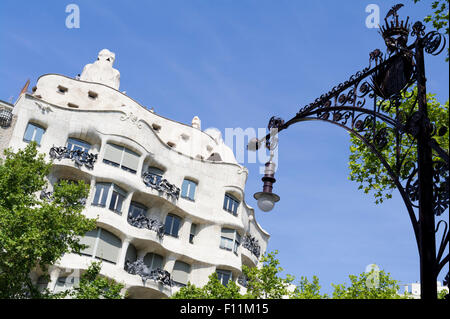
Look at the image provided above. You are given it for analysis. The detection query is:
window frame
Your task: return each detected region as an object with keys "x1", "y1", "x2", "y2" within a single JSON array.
[
  {"x1": 78, "y1": 228, "x2": 122, "y2": 265},
  {"x1": 91, "y1": 182, "x2": 126, "y2": 215},
  {"x1": 220, "y1": 228, "x2": 241, "y2": 255},
  {"x1": 128, "y1": 201, "x2": 147, "y2": 218},
  {"x1": 143, "y1": 252, "x2": 164, "y2": 271},
  {"x1": 23, "y1": 122, "x2": 45, "y2": 145},
  {"x1": 189, "y1": 223, "x2": 197, "y2": 244},
  {"x1": 66, "y1": 137, "x2": 91, "y2": 153},
  {"x1": 216, "y1": 269, "x2": 232, "y2": 286},
  {"x1": 172, "y1": 260, "x2": 191, "y2": 287},
  {"x1": 164, "y1": 214, "x2": 181, "y2": 238},
  {"x1": 223, "y1": 193, "x2": 240, "y2": 216},
  {"x1": 102, "y1": 143, "x2": 140, "y2": 174},
  {"x1": 181, "y1": 179, "x2": 197, "y2": 201}
]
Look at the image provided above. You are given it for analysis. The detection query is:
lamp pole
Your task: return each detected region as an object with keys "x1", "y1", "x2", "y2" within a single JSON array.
[{"x1": 248, "y1": 8, "x2": 449, "y2": 300}]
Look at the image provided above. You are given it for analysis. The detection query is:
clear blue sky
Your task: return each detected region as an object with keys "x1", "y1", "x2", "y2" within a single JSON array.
[{"x1": 1, "y1": 0, "x2": 448, "y2": 295}]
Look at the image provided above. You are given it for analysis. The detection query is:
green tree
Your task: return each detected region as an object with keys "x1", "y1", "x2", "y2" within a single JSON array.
[
  {"x1": 0, "y1": 143, "x2": 96, "y2": 298},
  {"x1": 413, "y1": 0, "x2": 449, "y2": 61},
  {"x1": 68, "y1": 262, "x2": 125, "y2": 299},
  {"x1": 172, "y1": 272, "x2": 242, "y2": 299},
  {"x1": 331, "y1": 269, "x2": 405, "y2": 299},
  {"x1": 172, "y1": 250, "x2": 294, "y2": 299},
  {"x1": 348, "y1": 89, "x2": 449, "y2": 204},
  {"x1": 291, "y1": 275, "x2": 328, "y2": 299},
  {"x1": 242, "y1": 250, "x2": 294, "y2": 299}
]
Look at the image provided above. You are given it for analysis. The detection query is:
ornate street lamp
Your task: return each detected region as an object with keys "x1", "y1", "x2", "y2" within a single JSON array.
[
  {"x1": 254, "y1": 160, "x2": 280, "y2": 212},
  {"x1": 248, "y1": 5, "x2": 449, "y2": 299}
]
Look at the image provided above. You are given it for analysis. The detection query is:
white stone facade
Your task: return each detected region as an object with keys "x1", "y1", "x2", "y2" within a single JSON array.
[{"x1": 0, "y1": 50, "x2": 269, "y2": 298}]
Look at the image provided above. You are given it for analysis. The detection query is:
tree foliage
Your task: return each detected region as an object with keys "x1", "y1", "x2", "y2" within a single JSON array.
[
  {"x1": 68, "y1": 262, "x2": 125, "y2": 299},
  {"x1": 0, "y1": 143, "x2": 96, "y2": 298},
  {"x1": 172, "y1": 250, "x2": 294, "y2": 299},
  {"x1": 413, "y1": 0, "x2": 449, "y2": 61},
  {"x1": 242, "y1": 250, "x2": 295, "y2": 299},
  {"x1": 348, "y1": 88, "x2": 449, "y2": 204},
  {"x1": 171, "y1": 272, "x2": 242, "y2": 299},
  {"x1": 331, "y1": 270, "x2": 405, "y2": 299},
  {"x1": 291, "y1": 275, "x2": 328, "y2": 299}
]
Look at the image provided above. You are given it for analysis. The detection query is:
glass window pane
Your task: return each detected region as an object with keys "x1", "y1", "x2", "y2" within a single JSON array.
[
  {"x1": 115, "y1": 193, "x2": 124, "y2": 213},
  {"x1": 34, "y1": 127, "x2": 45, "y2": 144},
  {"x1": 67, "y1": 138, "x2": 91, "y2": 152},
  {"x1": 93, "y1": 183, "x2": 110, "y2": 206},
  {"x1": 164, "y1": 215, "x2": 173, "y2": 235},
  {"x1": 217, "y1": 270, "x2": 231, "y2": 286},
  {"x1": 23, "y1": 123, "x2": 35, "y2": 142},
  {"x1": 124, "y1": 243, "x2": 137, "y2": 268},
  {"x1": 188, "y1": 181, "x2": 196, "y2": 200},
  {"x1": 129, "y1": 202, "x2": 146, "y2": 217},
  {"x1": 181, "y1": 180, "x2": 189, "y2": 198},
  {"x1": 152, "y1": 254, "x2": 163, "y2": 270},
  {"x1": 171, "y1": 216, "x2": 180, "y2": 237},
  {"x1": 109, "y1": 192, "x2": 118, "y2": 211}
]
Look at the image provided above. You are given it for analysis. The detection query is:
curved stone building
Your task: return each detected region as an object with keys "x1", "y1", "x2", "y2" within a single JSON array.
[{"x1": 0, "y1": 49, "x2": 269, "y2": 298}]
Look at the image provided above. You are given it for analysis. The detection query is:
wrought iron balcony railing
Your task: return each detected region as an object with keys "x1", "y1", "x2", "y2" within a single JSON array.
[
  {"x1": 242, "y1": 235, "x2": 261, "y2": 259},
  {"x1": 124, "y1": 259, "x2": 174, "y2": 287},
  {"x1": 142, "y1": 171, "x2": 180, "y2": 200},
  {"x1": 0, "y1": 108, "x2": 13, "y2": 128},
  {"x1": 127, "y1": 213, "x2": 165, "y2": 239},
  {"x1": 49, "y1": 146, "x2": 98, "y2": 169},
  {"x1": 40, "y1": 189, "x2": 87, "y2": 206}
]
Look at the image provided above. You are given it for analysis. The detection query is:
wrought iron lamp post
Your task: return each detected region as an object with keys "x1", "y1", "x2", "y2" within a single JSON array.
[{"x1": 249, "y1": 7, "x2": 449, "y2": 300}]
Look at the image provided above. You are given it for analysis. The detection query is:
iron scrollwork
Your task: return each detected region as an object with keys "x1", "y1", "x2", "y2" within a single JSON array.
[
  {"x1": 260, "y1": 7, "x2": 449, "y2": 297},
  {"x1": 0, "y1": 108, "x2": 13, "y2": 128},
  {"x1": 242, "y1": 235, "x2": 261, "y2": 258},
  {"x1": 142, "y1": 171, "x2": 180, "y2": 200},
  {"x1": 125, "y1": 259, "x2": 174, "y2": 286},
  {"x1": 127, "y1": 213, "x2": 165, "y2": 239},
  {"x1": 49, "y1": 146, "x2": 98, "y2": 169}
]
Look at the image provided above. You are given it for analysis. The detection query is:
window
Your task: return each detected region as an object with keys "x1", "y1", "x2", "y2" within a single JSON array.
[
  {"x1": 128, "y1": 201, "x2": 147, "y2": 218},
  {"x1": 36, "y1": 276, "x2": 49, "y2": 292},
  {"x1": 164, "y1": 214, "x2": 181, "y2": 237},
  {"x1": 220, "y1": 228, "x2": 241, "y2": 254},
  {"x1": 189, "y1": 223, "x2": 197, "y2": 244},
  {"x1": 146, "y1": 166, "x2": 164, "y2": 184},
  {"x1": 172, "y1": 261, "x2": 191, "y2": 287},
  {"x1": 57, "y1": 85, "x2": 68, "y2": 93},
  {"x1": 92, "y1": 183, "x2": 110, "y2": 207},
  {"x1": 88, "y1": 90, "x2": 98, "y2": 99},
  {"x1": 181, "y1": 179, "x2": 197, "y2": 201},
  {"x1": 91, "y1": 182, "x2": 126, "y2": 215},
  {"x1": 143, "y1": 253, "x2": 163, "y2": 271},
  {"x1": 53, "y1": 276, "x2": 75, "y2": 293},
  {"x1": 67, "y1": 138, "x2": 91, "y2": 153},
  {"x1": 223, "y1": 193, "x2": 240, "y2": 216},
  {"x1": 23, "y1": 123, "x2": 45, "y2": 145},
  {"x1": 124, "y1": 243, "x2": 137, "y2": 269},
  {"x1": 109, "y1": 185, "x2": 126, "y2": 214},
  {"x1": 79, "y1": 228, "x2": 122, "y2": 264},
  {"x1": 103, "y1": 143, "x2": 140, "y2": 174},
  {"x1": 216, "y1": 269, "x2": 232, "y2": 286}
]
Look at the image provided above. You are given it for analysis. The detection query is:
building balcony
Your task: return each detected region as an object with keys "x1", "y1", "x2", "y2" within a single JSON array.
[
  {"x1": 127, "y1": 212, "x2": 165, "y2": 239},
  {"x1": 142, "y1": 171, "x2": 180, "y2": 200},
  {"x1": 49, "y1": 146, "x2": 98, "y2": 170},
  {"x1": 124, "y1": 259, "x2": 174, "y2": 287},
  {"x1": 242, "y1": 235, "x2": 261, "y2": 259}
]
